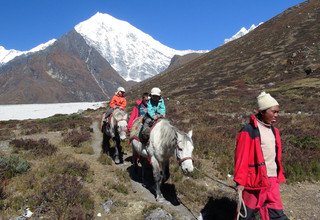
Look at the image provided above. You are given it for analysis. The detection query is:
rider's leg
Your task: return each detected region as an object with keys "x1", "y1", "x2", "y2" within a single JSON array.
[{"x1": 141, "y1": 117, "x2": 152, "y2": 140}]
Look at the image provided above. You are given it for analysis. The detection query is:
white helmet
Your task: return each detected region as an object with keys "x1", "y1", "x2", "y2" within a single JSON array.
[
  {"x1": 117, "y1": 87, "x2": 125, "y2": 93},
  {"x1": 150, "y1": 87, "x2": 161, "y2": 96}
]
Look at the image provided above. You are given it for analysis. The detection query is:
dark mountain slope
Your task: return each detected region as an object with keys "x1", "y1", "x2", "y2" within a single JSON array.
[
  {"x1": 126, "y1": 1, "x2": 320, "y2": 191},
  {"x1": 0, "y1": 30, "x2": 128, "y2": 104},
  {"x1": 128, "y1": 0, "x2": 320, "y2": 114},
  {"x1": 165, "y1": 53, "x2": 204, "y2": 72}
]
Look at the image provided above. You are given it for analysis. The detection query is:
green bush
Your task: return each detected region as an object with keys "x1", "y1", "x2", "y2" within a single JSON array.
[
  {"x1": 288, "y1": 135, "x2": 320, "y2": 150},
  {"x1": 0, "y1": 156, "x2": 30, "y2": 179}
]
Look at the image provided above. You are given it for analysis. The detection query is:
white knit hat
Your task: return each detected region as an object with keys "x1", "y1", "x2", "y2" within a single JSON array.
[{"x1": 257, "y1": 91, "x2": 279, "y2": 110}]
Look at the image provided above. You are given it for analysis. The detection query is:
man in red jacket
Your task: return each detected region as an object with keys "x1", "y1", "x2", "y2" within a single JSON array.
[
  {"x1": 234, "y1": 91, "x2": 288, "y2": 220},
  {"x1": 127, "y1": 92, "x2": 149, "y2": 132}
]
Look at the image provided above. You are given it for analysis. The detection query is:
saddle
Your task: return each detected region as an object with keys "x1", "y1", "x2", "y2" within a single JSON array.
[
  {"x1": 129, "y1": 117, "x2": 143, "y2": 141},
  {"x1": 130, "y1": 116, "x2": 163, "y2": 144}
]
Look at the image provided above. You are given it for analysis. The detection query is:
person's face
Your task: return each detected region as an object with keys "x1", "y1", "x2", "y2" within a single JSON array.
[
  {"x1": 119, "y1": 91, "x2": 125, "y2": 96},
  {"x1": 151, "y1": 95, "x2": 160, "y2": 101},
  {"x1": 142, "y1": 96, "x2": 148, "y2": 105},
  {"x1": 261, "y1": 105, "x2": 280, "y2": 124}
]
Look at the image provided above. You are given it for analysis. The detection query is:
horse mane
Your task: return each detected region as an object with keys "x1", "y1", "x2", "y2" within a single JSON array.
[
  {"x1": 157, "y1": 119, "x2": 178, "y2": 149},
  {"x1": 112, "y1": 108, "x2": 127, "y2": 121}
]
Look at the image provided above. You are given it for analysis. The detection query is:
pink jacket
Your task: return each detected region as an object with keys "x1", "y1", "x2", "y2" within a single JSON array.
[{"x1": 128, "y1": 100, "x2": 142, "y2": 132}]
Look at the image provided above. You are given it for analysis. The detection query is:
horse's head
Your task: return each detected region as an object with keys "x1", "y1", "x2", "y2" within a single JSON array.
[
  {"x1": 176, "y1": 130, "x2": 194, "y2": 173},
  {"x1": 113, "y1": 109, "x2": 128, "y2": 140}
]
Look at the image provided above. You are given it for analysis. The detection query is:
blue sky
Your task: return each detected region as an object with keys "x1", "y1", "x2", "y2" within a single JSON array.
[{"x1": 0, "y1": 0, "x2": 305, "y2": 51}]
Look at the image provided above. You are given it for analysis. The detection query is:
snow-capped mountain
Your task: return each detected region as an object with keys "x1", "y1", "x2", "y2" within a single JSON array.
[
  {"x1": 0, "y1": 39, "x2": 56, "y2": 64},
  {"x1": 75, "y1": 12, "x2": 207, "y2": 82},
  {"x1": 224, "y1": 23, "x2": 263, "y2": 44}
]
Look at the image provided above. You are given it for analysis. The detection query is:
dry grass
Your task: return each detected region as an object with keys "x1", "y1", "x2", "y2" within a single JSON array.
[
  {"x1": 0, "y1": 151, "x2": 95, "y2": 218},
  {"x1": 62, "y1": 129, "x2": 92, "y2": 148}
]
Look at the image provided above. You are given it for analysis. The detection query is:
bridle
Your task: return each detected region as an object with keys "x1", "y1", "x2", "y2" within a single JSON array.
[{"x1": 176, "y1": 140, "x2": 193, "y2": 166}]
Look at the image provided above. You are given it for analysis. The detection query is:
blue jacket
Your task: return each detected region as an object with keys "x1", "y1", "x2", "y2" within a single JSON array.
[{"x1": 147, "y1": 98, "x2": 166, "y2": 119}]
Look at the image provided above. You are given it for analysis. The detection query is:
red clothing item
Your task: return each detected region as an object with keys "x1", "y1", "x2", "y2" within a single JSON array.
[
  {"x1": 127, "y1": 99, "x2": 142, "y2": 131},
  {"x1": 109, "y1": 94, "x2": 127, "y2": 110},
  {"x1": 241, "y1": 177, "x2": 286, "y2": 220},
  {"x1": 234, "y1": 114, "x2": 286, "y2": 190}
]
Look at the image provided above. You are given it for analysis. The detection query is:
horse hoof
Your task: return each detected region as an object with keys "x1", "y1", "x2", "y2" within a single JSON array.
[
  {"x1": 156, "y1": 197, "x2": 165, "y2": 203},
  {"x1": 114, "y1": 157, "x2": 120, "y2": 164}
]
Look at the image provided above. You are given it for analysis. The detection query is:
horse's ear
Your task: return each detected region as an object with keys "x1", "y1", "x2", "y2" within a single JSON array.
[{"x1": 187, "y1": 130, "x2": 193, "y2": 138}]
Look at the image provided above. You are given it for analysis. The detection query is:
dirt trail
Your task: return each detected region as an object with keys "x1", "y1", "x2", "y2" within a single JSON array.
[{"x1": 90, "y1": 121, "x2": 103, "y2": 156}]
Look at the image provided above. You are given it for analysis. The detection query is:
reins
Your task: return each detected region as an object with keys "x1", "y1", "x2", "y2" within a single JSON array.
[{"x1": 193, "y1": 167, "x2": 247, "y2": 219}]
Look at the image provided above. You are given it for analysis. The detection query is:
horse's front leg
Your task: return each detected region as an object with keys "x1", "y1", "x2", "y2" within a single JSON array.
[
  {"x1": 113, "y1": 137, "x2": 122, "y2": 164},
  {"x1": 162, "y1": 160, "x2": 170, "y2": 183},
  {"x1": 150, "y1": 156, "x2": 164, "y2": 202},
  {"x1": 102, "y1": 134, "x2": 110, "y2": 155}
]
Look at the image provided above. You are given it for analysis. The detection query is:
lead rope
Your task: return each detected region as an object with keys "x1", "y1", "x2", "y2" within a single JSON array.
[
  {"x1": 194, "y1": 167, "x2": 247, "y2": 219},
  {"x1": 236, "y1": 189, "x2": 247, "y2": 220}
]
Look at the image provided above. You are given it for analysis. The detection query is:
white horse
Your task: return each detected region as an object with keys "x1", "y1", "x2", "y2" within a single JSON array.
[
  {"x1": 130, "y1": 117, "x2": 194, "y2": 202},
  {"x1": 101, "y1": 108, "x2": 128, "y2": 164}
]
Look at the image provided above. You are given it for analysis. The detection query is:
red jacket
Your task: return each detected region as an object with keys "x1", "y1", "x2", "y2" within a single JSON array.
[
  {"x1": 234, "y1": 114, "x2": 286, "y2": 190},
  {"x1": 109, "y1": 94, "x2": 127, "y2": 110},
  {"x1": 127, "y1": 100, "x2": 141, "y2": 132}
]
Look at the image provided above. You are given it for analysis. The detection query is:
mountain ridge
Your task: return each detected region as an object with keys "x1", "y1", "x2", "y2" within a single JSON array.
[
  {"x1": 74, "y1": 12, "x2": 207, "y2": 81},
  {"x1": 0, "y1": 30, "x2": 128, "y2": 104}
]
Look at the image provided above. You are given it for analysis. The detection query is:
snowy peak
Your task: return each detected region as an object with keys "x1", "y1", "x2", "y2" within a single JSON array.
[
  {"x1": 224, "y1": 23, "x2": 263, "y2": 44},
  {"x1": 0, "y1": 46, "x2": 23, "y2": 64},
  {"x1": 0, "y1": 39, "x2": 56, "y2": 65},
  {"x1": 75, "y1": 12, "x2": 206, "y2": 82}
]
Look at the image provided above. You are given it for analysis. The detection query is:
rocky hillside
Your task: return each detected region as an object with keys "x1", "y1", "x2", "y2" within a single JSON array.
[
  {"x1": 165, "y1": 53, "x2": 205, "y2": 73},
  {"x1": 128, "y1": 0, "x2": 320, "y2": 115},
  {"x1": 0, "y1": 30, "x2": 128, "y2": 104},
  {"x1": 126, "y1": 0, "x2": 320, "y2": 197}
]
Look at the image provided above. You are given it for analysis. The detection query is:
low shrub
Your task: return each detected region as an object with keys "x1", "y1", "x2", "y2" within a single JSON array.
[
  {"x1": 19, "y1": 121, "x2": 42, "y2": 135},
  {"x1": 98, "y1": 187, "x2": 114, "y2": 200},
  {"x1": 114, "y1": 169, "x2": 131, "y2": 183},
  {"x1": 75, "y1": 145, "x2": 94, "y2": 155},
  {"x1": 287, "y1": 135, "x2": 320, "y2": 150},
  {"x1": 9, "y1": 138, "x2": 57, "y2": 157},
  {"x1": 97, "y1": 154, "x2": 113, "y2": 165},
  {"x1": 0, "y1": 155, "x2": 31, "y2": 180},
  {"x1": 61, "y1": 161, "x2": 90, "y2": 180},
  {"x1": 0, "y1": 129, "x2": 15, "y2": 141},
  {"x1": 38, "y1": 114, "x2": 92, "y2": 132},
  {"x1": 62, "y1": 130, "x2": 91, "y2": 147},
  {"x1": 111, "y1": 183, "x2": 128, "y2": 195},
  {"x1": 31, "y1": 174, "x2": 94, "y2": 219},
  {"x1": 0, "y1": 156, "x2": 30, "y2": 210}
]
